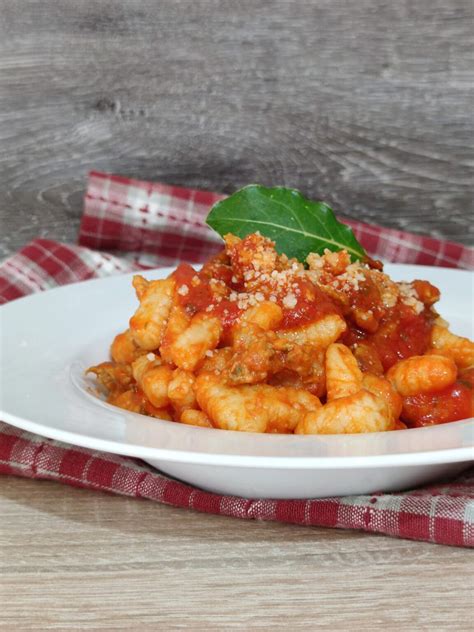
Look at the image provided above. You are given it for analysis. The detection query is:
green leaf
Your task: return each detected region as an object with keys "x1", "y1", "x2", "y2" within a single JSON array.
[{"x1": 206, "y1": 184, "x2": 367, "y2": 262}]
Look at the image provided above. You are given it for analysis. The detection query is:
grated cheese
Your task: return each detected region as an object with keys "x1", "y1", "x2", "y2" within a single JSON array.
[
  {"x1": 398, "y1": 282, "x2": 424, "y2": 314},
  {"x1": 282, "y1": 293, "x2": 297, "y2": 309}
]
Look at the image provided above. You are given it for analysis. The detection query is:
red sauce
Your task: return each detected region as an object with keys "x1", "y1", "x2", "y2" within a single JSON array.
[
  {"x1": 280, "y1": 280, "x2": 341, "y2": 329},
  {"x1": 172, "y1": 263, "x2": 213, "y2": 316},
  {"x1": 172, "y1": 263, "x2": 242, "y2": 337},
  {"x1": 344, "y1": 304, "x2": 433, "y2": 371},
  {"x1": 212, "y1": 264, "x2": 234, "y2": 286},
  {"x1": 226, "y1": 233, "x2": 274, "y2": 283},
  {"x1": 349, "y1": 277, "x2": 386, "y2": 332},
  {"x1": 401, "y1": 379, "x2": 474, "y2": 427},
  {"x1": 209, "y1": 300, "x2": 243, "y2": 337},
  {"x1": 173, "y1": 263, "x2": 434, "y2": 373},
  {"x1": 411, "y1": 279, "x2": 440, "y2": 305},
  {"x1": 200, "y1": 255, "x2": 234, "y2": 286},
  {"x1": 174, "y1": 265, "x2": 342, "y2": 335}
]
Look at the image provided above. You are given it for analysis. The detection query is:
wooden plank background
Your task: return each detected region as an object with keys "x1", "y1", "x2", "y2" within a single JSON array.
[{"x1": 0, "y1": 0, "x2": 473, "y2": 259}]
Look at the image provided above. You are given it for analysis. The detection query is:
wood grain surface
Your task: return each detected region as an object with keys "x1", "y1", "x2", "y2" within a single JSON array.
[
  {"x1": 0, "y1": 476, "x2": 472, "y2": 631},
  {"x1": 0, "y1": 0, "x2": 473, "y2": 258}
]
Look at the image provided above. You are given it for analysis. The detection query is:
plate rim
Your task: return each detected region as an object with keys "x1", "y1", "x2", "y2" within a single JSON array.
[{"x1": 2, "y1": 409, "x2": 472, "y2": 469}]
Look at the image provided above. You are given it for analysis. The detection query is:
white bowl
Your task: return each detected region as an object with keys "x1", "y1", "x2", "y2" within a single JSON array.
[{"x1": 1, "y1": 264, "x2": 472, "y2": 498}]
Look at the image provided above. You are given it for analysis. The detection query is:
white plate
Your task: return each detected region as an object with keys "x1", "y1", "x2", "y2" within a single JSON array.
[{"x1": 1, "y1": 264, "x2": 473, "y2": 499}]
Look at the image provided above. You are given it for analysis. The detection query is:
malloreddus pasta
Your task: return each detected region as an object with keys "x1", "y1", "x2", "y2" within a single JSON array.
[{"x1": 88, "y1": 233, "x2": 474, "y2": 433}]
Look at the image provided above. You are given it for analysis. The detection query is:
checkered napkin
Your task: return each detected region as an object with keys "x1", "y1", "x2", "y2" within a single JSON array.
[{"x1": 1, "y1": 171, "x2": 473, "y2": 546}]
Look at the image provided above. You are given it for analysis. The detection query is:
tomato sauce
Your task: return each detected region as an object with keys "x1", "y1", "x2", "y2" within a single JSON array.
[
  {"x1": 401, "y1": 379, "x2": 474, "y2": 427},
  {"x1": 200, "y1": 255, "x2": 234, "y2": 286},
  {"x1": 173, "y1": 263, "x2": 435, "y2": 375},
  {"x1": 209, "y1": 300, "x2": 243, "y2": 337},
  {"x1": 279, "y1": 280, "x2": 341, "y2": 329},
  {"x1": 172, "y1": 263, "x2": 214, "y2": 316},
  {"x1": 172, "y1": 263, "x2": 243, "y2": 337},
  {"x1": 344, "y1": 304, "x2": 434, "y2": 371},
  {"x1": 349, "y1": 277, "x2": 386, "y2": 332}
]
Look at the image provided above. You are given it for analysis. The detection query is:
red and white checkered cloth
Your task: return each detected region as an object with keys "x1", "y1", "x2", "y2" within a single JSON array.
[{"x1": 1, "y1": 171, "x2": 473, "y2": 546}]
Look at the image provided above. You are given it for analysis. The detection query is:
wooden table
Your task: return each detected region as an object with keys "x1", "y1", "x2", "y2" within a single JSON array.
[
  {"x1": 0, "y1": 476, "x2": 472, "y2": 630},
  {"x1": 0, "y1": 1, "x2": 472, "y2": 629}
]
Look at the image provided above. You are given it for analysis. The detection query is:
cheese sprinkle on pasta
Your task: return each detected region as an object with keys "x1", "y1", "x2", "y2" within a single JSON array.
[{"x1": 88, "y1": 231, "x2": 473, "y2": 435}]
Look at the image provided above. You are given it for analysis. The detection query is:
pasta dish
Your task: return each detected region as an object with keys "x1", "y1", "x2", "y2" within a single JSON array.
[{"x1": 88, "y1": 233, "x2": 474, "y2": 434}]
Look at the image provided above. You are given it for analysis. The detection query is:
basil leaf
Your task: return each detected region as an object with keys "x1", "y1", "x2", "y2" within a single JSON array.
[{"x1": 206, "y1": 184, "x2": 367, "y2": 262}]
